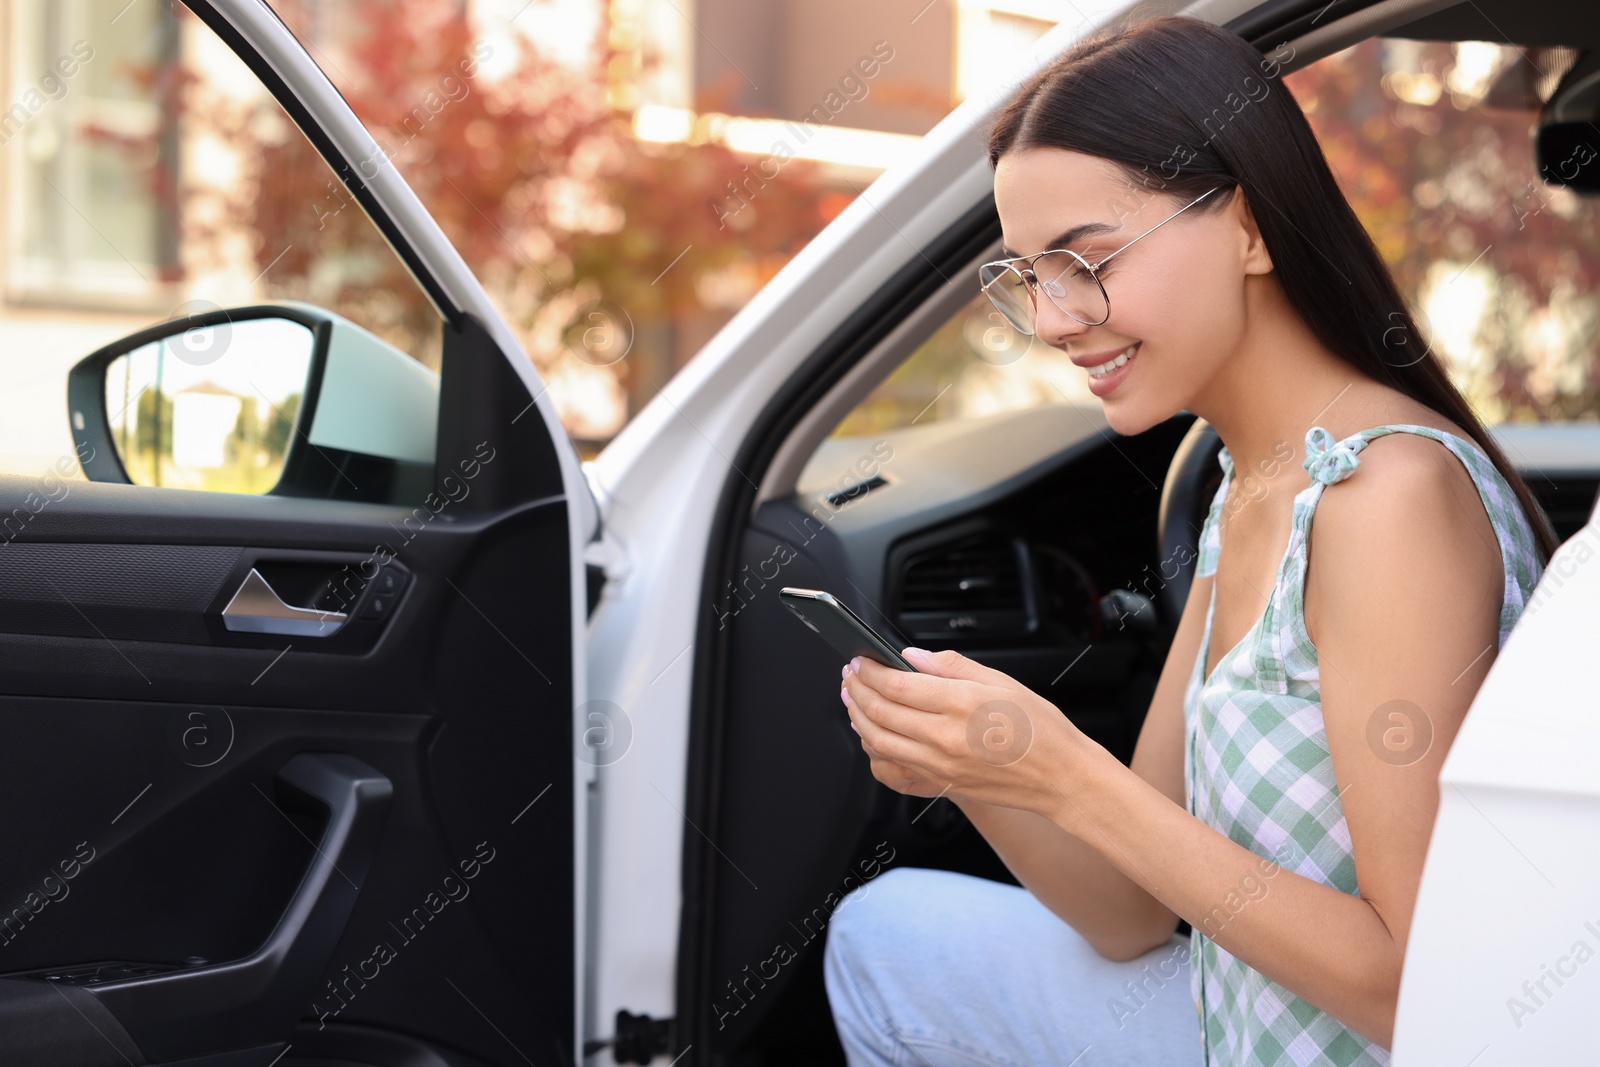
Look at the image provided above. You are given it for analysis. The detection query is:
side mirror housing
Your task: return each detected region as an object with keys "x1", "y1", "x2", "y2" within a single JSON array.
[{"x1": 68, "y1": 303, "x2": 437, "y2": 503}]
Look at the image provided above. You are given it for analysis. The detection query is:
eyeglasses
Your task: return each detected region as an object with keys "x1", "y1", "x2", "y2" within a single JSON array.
[{"x1": 978, "y1": 187, "x2": 1221, "y2": 334}]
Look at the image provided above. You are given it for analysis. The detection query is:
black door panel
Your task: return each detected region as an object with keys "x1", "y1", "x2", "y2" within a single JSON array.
[
  {"x1": 0, "y1": 542, "x2": 242, "y2": 644},
  {"x1": 0, "y1": 0, "x2": 580, "y2": 1052},
  {"x1": 0, "y1": 316, "x2": 578, "y2": 1062},
  {"x1": 0, "y1": 482, "x2": 561, "y2": 708},
  {"x1": 72, "y1": 755, "x2": 392, "y2": 1061},
  {"x1": 0, "y1": 977, "x2": 147, "y2": 1067},
  {"x1": 0, "y1": 703, "x2": 412, "y2": 976}
]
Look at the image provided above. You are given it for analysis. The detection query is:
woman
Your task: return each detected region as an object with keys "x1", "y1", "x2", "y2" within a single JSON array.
[{"x1": 823, "y1": 13, "x2": 1555, "y2": 1067}]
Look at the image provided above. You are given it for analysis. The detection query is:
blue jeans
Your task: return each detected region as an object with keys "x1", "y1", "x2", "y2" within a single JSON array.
[{"x1": 823, "y1": 867, "x2": 1204, "y2": 1066}]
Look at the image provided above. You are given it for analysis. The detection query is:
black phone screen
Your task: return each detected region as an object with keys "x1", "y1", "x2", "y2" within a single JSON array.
[{"x1": 778, "y1": 587, "x2": 918, "y2": 672}]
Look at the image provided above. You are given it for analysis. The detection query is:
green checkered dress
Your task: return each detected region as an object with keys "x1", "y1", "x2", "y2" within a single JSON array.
[{"x1": 1182, "y1": 423, "x2": 1546, "y2": 1066}]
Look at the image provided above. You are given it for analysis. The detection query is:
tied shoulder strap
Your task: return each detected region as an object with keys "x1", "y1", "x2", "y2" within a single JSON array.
[{"x1": 1241, "y1": 425, "x2": 1376, "y2": 692}]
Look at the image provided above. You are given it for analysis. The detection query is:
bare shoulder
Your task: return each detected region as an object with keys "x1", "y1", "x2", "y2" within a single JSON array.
[
  {"x1": 1306, "y1": 428, "x2": 1503, "y2": 641},
  {"x1": 1316, "y1": 429, "x2": 1497, "y2": 547}
]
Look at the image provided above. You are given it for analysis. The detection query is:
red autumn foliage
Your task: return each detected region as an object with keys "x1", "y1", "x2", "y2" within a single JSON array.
[
  {"x1": 172, "y1": 0, "x2": 839, "y2": 426},
  {"x1": 1285, "y1": 39, "x2": 1600, "y2": 420}
]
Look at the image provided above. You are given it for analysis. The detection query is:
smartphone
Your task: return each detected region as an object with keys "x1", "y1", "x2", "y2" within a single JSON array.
[{"x1": 779, "y1": 587, "x2": 919, "y2": 672}]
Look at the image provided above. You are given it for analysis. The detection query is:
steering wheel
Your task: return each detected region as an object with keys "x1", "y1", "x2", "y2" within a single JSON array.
[{"x1": 1155, "y1": 416, "x2": 1225, "y2": 627}]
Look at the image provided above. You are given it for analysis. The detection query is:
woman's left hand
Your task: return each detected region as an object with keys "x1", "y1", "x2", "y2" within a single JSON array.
[{"x1": 841, "y1": 646, "x2": 1100, "y2": 816}]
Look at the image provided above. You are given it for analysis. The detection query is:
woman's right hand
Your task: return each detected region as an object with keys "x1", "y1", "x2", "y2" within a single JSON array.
[
  {"x1": 843, "y1": 648, "x2": 1032, "y2": 803},
  {"x1": 845, "y1": 677, "x2": 950, "y2": 796},
  {"x1": 867, "y1": 750, "x2": 953, "y2": 799}
]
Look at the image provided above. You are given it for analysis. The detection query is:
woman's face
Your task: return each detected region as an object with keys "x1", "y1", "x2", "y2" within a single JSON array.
[{"x1": 992, "y1": 147, "x2": 1256, "y2": 435}]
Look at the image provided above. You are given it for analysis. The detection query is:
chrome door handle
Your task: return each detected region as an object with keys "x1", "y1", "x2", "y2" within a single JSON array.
[{"x1": 221, "y1": 568, "x2": 348, "y2": 637}]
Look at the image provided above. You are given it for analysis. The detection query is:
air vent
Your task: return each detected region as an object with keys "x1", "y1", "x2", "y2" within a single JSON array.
[
  {"x1": 894, "y1": 533, "x2": 1034, "y2": 639},
  {"x1": 825, "y1": 474, "x2": 888, "y2": 508}
]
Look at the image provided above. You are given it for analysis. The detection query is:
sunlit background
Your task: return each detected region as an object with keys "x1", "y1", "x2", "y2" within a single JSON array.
[{"x1": 0, "y1": 0, "x2": 1594, "y2": 477}]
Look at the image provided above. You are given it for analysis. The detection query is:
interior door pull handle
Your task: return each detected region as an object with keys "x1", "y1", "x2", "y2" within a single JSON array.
[
  {"x1": 86, "y1": 754, "x2": 392, "y2": 1060},
  {"x1": 222, "y1": 568, "x2": 347, "y2": 637}
]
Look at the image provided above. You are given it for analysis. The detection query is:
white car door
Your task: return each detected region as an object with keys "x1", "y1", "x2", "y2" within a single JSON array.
[{"x1": 1394, "y1": 500, "x2": 1600, "y2": 1064}]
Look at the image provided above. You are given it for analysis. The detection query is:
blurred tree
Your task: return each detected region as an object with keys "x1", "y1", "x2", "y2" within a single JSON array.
[
  {"x1": 1284, "y1": 39, "x2": 1600, "y2": 422},
  {"x1": 133, "y1": 387, "x2": 175, "y2": 487},
  {"x1": 262, "y1": 393, "x2": 301, "y2": 461},
  {"x1": 167, "y1": 0, "x2": 841, "y2": 447}
]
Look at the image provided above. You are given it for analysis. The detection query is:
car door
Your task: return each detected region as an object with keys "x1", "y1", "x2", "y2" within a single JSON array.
[
  {"x1": 0, "y1": 2, "x2": 590, "y2": 1065},
  {"x1": 1394, "y1": 497, "x2": 1600, "y2": 1061}
]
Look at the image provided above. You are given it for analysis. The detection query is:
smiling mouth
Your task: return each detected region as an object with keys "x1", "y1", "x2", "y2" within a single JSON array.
[{"x1": 1087, "y1": 343, "x2": 1139, "y2": 379}]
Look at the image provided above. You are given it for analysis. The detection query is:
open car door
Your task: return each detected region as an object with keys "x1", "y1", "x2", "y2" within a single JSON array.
[{"x1": 0, "y1": 2, "x2": 590, "y2": 1064}]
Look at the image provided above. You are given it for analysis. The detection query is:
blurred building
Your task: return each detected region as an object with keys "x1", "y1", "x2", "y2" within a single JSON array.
[
  {"x1": 0, "y1": 0, "x2": 187, "y2": 475},
  {"x1": 613, "y1": 0, "x2": 1062, "y2": 183},
  {"x1": 588, "y1": 0, "x2": 1066, "y2": 441}
]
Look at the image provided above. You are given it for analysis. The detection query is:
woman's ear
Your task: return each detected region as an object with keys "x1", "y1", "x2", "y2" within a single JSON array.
[{"x1": 1231, "y1": 186, "x2": 1275, "y2": 276}]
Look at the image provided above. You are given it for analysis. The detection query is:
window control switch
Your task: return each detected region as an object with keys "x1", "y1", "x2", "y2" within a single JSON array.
[{"x1": 359, "y1": 564, "x2": 408, "y2": 620}]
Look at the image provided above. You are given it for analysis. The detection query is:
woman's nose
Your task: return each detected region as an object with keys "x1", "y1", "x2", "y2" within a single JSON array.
[{"x1": 1032, "y1": 294, "x2": 1092, "y2": 349}]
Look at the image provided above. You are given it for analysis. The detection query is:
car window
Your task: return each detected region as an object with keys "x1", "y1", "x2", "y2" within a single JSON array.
[
  {"x1": 829, "y1": 289, "x2": 1087, "y2": 438},
  {"x1": 0, "y1": 0, "x2": 442, "y2": 497},
  {"x1": 1287, "y1": 38, "x2": 1598, "y2": 424},
  {"x1": 827, "y1": 36, "x2": 1600, "y2": 440}
]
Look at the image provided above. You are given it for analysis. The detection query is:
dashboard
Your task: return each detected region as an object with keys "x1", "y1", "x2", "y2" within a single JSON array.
[{"x1": 787, "y1": 404, "x2": 1195, "y2": 762}]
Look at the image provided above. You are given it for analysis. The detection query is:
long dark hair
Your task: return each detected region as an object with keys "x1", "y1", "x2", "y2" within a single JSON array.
[{"x1": 988, "y1": 14, "x2": 1561, "y2": 563}]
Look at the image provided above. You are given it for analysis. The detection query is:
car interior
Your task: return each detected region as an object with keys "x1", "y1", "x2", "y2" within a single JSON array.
[{"x1": 668, "y1": 0, "x2": 1600, "y2": 1063}]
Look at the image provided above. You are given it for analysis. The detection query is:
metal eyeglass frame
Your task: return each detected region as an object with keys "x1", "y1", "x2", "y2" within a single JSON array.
[{"x1": 979, "y1": 186, "x2": 1222, "y2": 333}]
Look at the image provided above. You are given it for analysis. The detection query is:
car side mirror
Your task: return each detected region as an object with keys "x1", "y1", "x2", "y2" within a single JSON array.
[
  {"x1": 1536, "y1": 51, "x2": 1600, "y2": 195},
  {"x1": 68, "y1": 302, "x2": 438, "y2": 503}
]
